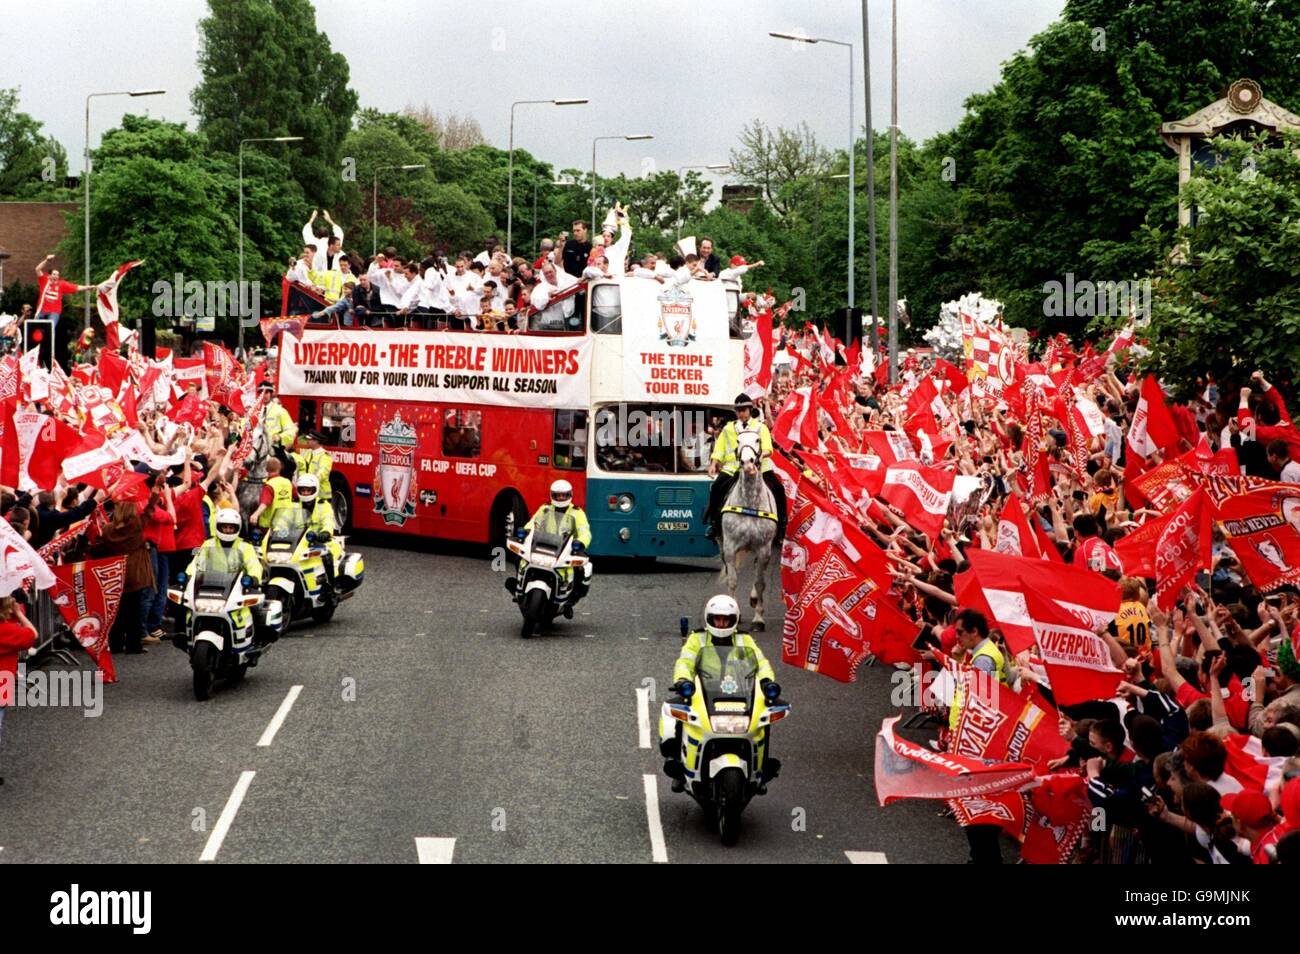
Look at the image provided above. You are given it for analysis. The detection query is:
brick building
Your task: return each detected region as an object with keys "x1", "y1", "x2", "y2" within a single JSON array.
[{"x1": 0, "y1": 201, "x2": 77, "y2": 287}]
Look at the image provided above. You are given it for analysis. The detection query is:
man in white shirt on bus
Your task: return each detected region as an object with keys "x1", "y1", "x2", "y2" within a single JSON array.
[
  {"x1": 529, "y1": 261, "x2": 579, "y2": 330},
  {"x1": 473, "y1": 236, "x2": 500, "y2": 267},
  {"x1": 302, "y1": 209, "x2": 344, "y2": 272},
  {"x1": 286, "y1": 247, "x2": 315, "y2": 288},
  {"x1": 444, "y1": 256, "x2": 476, "y2": 301},
  {"x1": 367, "y1": 257, "x2": 408, "y2": 324},
  {"x1": 421, "y1": 260, "x2": 452, "y2": 322},
  {"x1": 395, "y1": 262, "x2": 424, "y2": 326}
]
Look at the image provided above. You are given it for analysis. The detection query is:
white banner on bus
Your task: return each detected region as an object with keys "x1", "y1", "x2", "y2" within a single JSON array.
[
  {"x1": 277, "y1": 330, "x2": 593, "y2": 408},
  {"x1": 620, "y1": 279, "x2": 731, "y2": 403}
]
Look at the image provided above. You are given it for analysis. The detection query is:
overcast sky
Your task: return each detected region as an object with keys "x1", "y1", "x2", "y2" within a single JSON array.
[{"x1": 7, "y1": 0, "x2": 1065, "y2": 186}]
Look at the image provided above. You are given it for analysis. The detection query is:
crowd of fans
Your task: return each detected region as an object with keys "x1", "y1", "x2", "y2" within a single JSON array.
[
  {"x1": 288, "y1": 209, "x2": 762, "y2": 332},
  {"x1": 756, "y1": 330, "x2": 1300, "y2": 864}
]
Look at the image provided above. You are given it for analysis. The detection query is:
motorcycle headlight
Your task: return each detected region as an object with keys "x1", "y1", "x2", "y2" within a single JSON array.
[
  {"x1": 710, "y1": 714, "x2": 750, "y2": 734},
  {"x1": 195, "y1": 598, "x2": 226, "y2": 613}
]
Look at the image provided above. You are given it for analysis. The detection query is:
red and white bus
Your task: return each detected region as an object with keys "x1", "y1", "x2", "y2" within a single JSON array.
[{"x1": 274, "y1": 274, "x2": 744, "y2": 555}]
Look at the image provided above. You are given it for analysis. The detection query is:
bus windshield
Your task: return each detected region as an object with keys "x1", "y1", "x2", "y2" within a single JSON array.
[{"x1": 593, "y1": 403, "x2": 734, "y2": 475}]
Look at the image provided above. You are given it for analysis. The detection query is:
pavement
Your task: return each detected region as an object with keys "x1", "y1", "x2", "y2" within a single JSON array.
[{"x1": 0, "y1": 536, "x2": 979, "y2": 864}]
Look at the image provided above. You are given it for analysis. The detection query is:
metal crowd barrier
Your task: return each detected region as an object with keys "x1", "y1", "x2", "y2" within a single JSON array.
[{"x1": 20, "y1": 585, "x2": 80, "y2": 669}]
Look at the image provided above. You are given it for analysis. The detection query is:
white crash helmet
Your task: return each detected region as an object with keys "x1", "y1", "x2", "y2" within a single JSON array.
[
  {"x1": 215, "y1": 508, "x2": 242, "y2": 544},
  {"x1": 704, "y1": 594, "x2": 740, "y2": 643},
  {"x1": 549, "y1": 478, "x2": 573, "y2": 510},
  {"x1": 295, "y1": 473, "x2": 320, "y2": 504}
]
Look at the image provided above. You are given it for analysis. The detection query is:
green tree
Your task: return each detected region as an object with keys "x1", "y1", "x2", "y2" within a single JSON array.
[
  {"x1": 935, "y1": 0, "x2": 1300, "y2": 335},
  {"x1": 1140, "y1": 133, "x2": 1300, "y2": 394},
  {"x1": 60, "y1": 116, "x2": 307, "y2": 333},
  {"x1": 192, "y1": 0, "x2": 358, "y2": 207},
  {"x1": 0, "y1": 88, "x2": 72, "y2": 199}
]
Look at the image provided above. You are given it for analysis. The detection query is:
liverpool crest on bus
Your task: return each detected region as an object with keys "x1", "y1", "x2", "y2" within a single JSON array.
[
  {"x1": 656, "y1": 286, "x2": 697, "y2": 347},
  {"x1": 373, "y1": 411, "x2": 418, "y2": 526}
]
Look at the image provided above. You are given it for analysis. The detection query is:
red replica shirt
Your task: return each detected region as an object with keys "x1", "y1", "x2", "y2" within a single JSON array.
[
  {"x1": 1076, "y1": 536, "x2": 1122, "y2": 574},
  {"x1": 0, "y1": 618, "x2": 37, "y2": 705},
  {"x1": 36, "y1": 275, "x2": 79, "y2": 315}
]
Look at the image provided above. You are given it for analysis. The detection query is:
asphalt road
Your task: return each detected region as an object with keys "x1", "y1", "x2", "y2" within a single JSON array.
[{"x1": 0, "y1": 536, "x2": 979, "y2": 864}]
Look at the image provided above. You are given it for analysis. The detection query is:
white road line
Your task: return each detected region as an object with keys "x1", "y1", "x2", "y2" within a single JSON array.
[
  {"x1": 642, "y1": 774, "x2": 669, "y2": 863},
  {"x1": 415, "y1": 837, "x2": 457, "y2": 864},
  {"x1": 201, "y1": 771, "x2": 256, "y2": 862},
  {"x1": 257, "y1": 685, "x2": 303, "y2": 747},
  {"x1": 844, "y1": 850, "x2": 889, "y2": 864},
  {"x1": 635, "y1": 685, "x2": 652, "y2": 749}
]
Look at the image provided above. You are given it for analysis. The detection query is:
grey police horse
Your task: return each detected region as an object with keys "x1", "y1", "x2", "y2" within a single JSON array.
[
  {"x1": 235, "y1": 419, "x2": 272, "y2": 526},
  {"x1": 719, "y1": 429, "x2": 777, "y2": 631}
]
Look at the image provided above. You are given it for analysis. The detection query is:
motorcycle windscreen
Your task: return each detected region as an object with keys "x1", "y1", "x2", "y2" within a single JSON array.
[
  {"x1": 529, "y1": 524, "x2": 569, "y2": 558},
  {"x1": 695, "y1": 645, "x2": 758, "y2": 713},
  {"x1": 194, "y1": 544, "x2": 248, "y2": 599},
  {"x1": 267, "y1": 507, "x2": 308, "y2": 551}
]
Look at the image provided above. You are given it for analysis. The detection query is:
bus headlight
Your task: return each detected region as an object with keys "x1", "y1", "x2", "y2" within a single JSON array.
[
  {"x1": 618, "y1": 528, "x2": 631, "y2": 542},
  {"x1": 617, "y1": 494, "x2": 634, "y2": 513}
]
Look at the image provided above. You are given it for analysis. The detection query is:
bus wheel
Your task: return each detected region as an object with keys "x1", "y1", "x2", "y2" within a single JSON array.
[
  {"x1": 330, "y1": 474, "x2": 352, "y2": 532},
  {"x1": 490, "y1": 491, "x2": 527, "y2": 550}
]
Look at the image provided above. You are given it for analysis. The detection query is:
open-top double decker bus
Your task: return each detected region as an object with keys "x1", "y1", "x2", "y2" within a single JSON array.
[{"x1": 274, "y1": 273, "x2": 744, "y2": 557}]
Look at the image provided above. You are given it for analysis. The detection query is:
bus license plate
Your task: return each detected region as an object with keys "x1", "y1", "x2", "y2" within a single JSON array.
[{"x1": 656, "y1": 521, "x2": 690, "y2": 532}]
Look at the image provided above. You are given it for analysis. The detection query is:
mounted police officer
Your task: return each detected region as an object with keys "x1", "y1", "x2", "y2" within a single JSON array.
[{"x1": 703, "y1": 393, "x2": 786, "y2": 543}]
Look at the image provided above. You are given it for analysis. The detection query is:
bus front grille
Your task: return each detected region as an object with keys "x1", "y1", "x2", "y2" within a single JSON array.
[{"x1": 655, "y1": 487, "x2": 694, "y2": 506}]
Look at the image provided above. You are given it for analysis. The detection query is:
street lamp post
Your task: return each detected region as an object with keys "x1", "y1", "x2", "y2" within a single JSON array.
[
  {"x1": 675, "y1": 164, "x2": 730, "y2": 239},
  {"x1": 591, "y1": 134, "x2": 653, "y2": 229},
  {"x1": 84, "y1": 88, "x2": 165, "y2": 326},
  {"x1": 507, "y1": 98, "x2": 587, "y2": 256},
  {"x1": 861, "y1": 0, "x2": 881, "y2": 357},
  {"x1": 770, "y1": 31, "x2": 856, "y2": 345},
  {"x1": 888, "y1": 0, "x2": 899, "y2": 384},
  {"x1": 371, "y1": 163, "x2": 427, "y2": 257},
  {"x1": 239, "y1": 136, "x2": 303, "y2": 352}
]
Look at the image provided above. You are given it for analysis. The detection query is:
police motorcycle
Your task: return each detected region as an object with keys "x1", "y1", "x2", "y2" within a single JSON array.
[
  {"x1": 660, "y1": 599, "x2": 791, "y2": 846},
  {"x1": 168, "y1": 511, "x2": 285, "y2": 701},
  {"x1": 504, "y1": 523, "x2": 589, "y2": 639},
  {"x1": 259, "y1": 503, "x2": 363, "y2": 627},
  {"x1": 503, "y1": 480, "x2": 591, "y2": 639}
]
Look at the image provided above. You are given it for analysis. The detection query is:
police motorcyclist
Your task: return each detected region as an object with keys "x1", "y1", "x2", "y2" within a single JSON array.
[
  {"x1": 184, "y1": 508, "x2": 276, "y2": 643},
  {"x1": 703, "y1": 393, "x2": 787, "y2": 543},
  {"x1": 661, "y1": 594, "x2": 782, "y2": 792},
  {"x1": 293, "y1": 473, "x2": 340, "y2": 592},
  {"x1": 519, "y1": 479, "x2": 593, "y2": 605}
]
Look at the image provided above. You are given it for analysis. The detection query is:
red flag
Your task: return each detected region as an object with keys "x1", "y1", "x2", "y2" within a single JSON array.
[
  {"x1": 781, "y1": 537, "x2": 889, "y2": 682},
  {"x1": 167, "y1": 391, "x2": 208, "y2": 429},
  {"x1": 880, "y1": 461, "x2": 954, "y2": 539},
  {"x1": 742, "y1": 309, "x2": 774, "y2": 398},
  {"x1": 861, "y1": 429, "x2": 916, "y2": 465},
  {"x1": 17, "y1": 412, "x2": 82, "y2": 490},
  {"x1": 933, "y1": 358, "x2": 969, "y2": 395},
  {"x1": 1021, "y1": 579, "x2": 1124, "y2": 706},
  {"x1": 874, "y1": 716, "x2": 1036, "y2": 806},
  {"x1": 49, "y1": 556, "x2": 127, "y2": 683},
  {"x1": 97, "y1": 349, "x2": 129, "y2": 399},
  {"x1": 1114, "y1": 511, "x2": 1172, "y2": 579},
  {"x1": 0, "y1": 397, "x2": 18, "y2": 488},
  {"x1": 772, "y1": 387, "x2": 819, "y2": 451},
  {"x1": 1022, "y1": 775, "x2": 1090, "y2": 864},
  {"x1": 1213, "y1": 485, "x2": 1300, "y2": 593},
  {"x1": 952, "y1": 675, "x2": 1068, "y2": 772},
  {"x1": 1154, "y1": 488, "x2": 1214, "y2": 609},
  {"x1": 994, "y1": 496, "x2": 1043, "y2": 559},
  {"x1": 1127, "y1": 375, "x2": 1181, "y2": 464},
  {"x1": 954, "y1": 549, "x2": 1120, "y2": 655}
]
